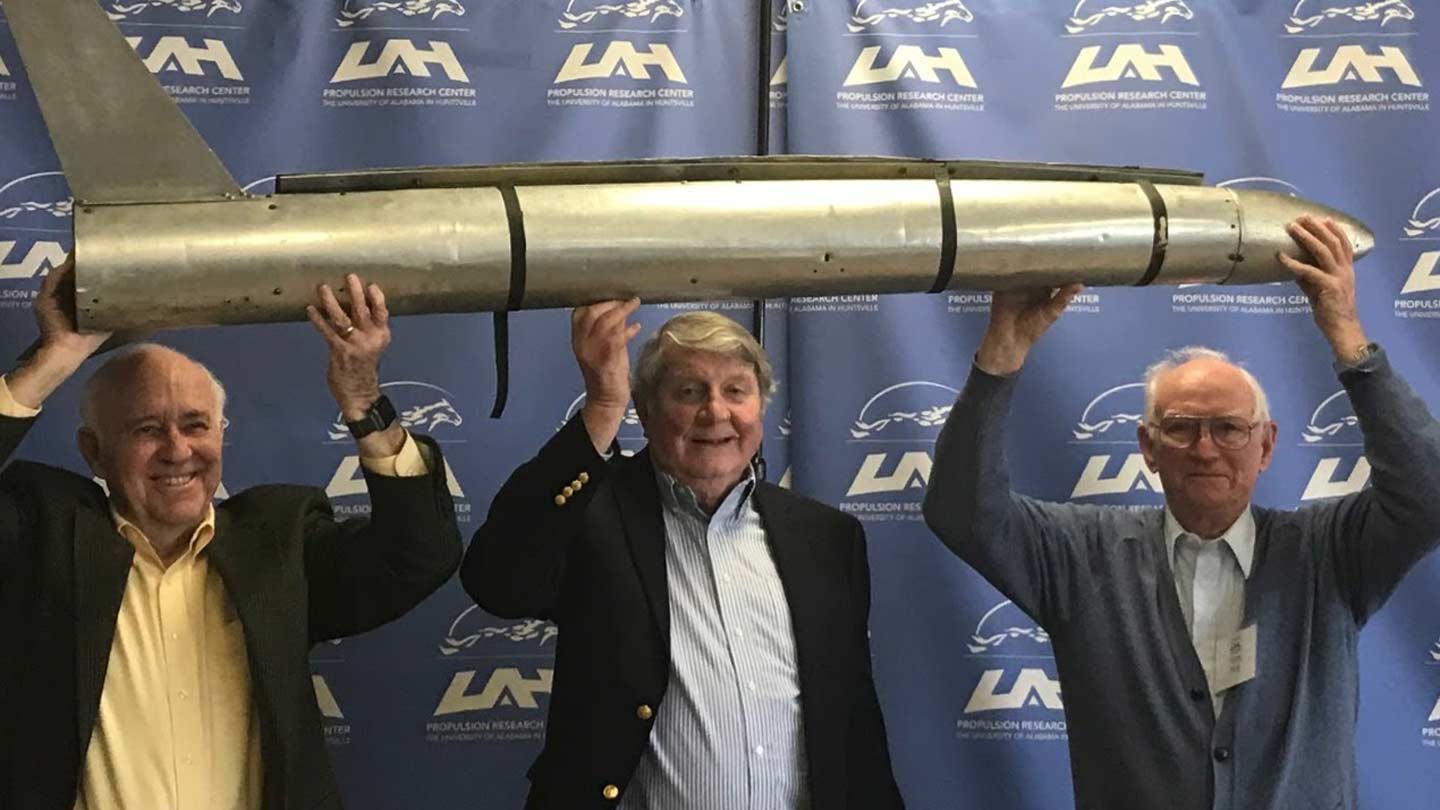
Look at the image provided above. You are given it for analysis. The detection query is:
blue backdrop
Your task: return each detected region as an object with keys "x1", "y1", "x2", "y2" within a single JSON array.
[{"x1": 1, "y1": 1, "x2": 1437, "y2": 808}]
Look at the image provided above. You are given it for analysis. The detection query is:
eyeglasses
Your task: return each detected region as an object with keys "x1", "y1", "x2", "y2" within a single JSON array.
[{"x1": 1150, "y1": 415, "x2": 1260, "y2": 450}]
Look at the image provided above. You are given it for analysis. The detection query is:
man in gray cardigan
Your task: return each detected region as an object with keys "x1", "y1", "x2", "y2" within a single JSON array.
[{"x1": 923, "y1": 214, "x2": 1440, "y2": 810}]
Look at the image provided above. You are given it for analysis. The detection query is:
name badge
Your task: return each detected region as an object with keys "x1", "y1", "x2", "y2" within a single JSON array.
[{"x1": 1213, "y1": 624, "x2": 1258, "y2": 692}]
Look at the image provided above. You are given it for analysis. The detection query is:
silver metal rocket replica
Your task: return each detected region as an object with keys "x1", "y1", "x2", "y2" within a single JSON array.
[{"x1": 6, "y1": 0, "x2": 1375, "y2": 332}]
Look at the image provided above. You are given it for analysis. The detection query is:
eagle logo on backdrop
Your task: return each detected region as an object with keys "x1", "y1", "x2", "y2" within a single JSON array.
[
  {"x1": 1404, "y1": 188, "x2": 1440, "y2": 238},
  {"x1": 850, "y1": 381, "x2": 958, "y2": 439},
  {"x1": 1430, "y1": 638, "x2": 1440, "y2": 661},
  {"x1": 848, "y1": 0, "x2": 974, "y2": 32},
  {"x1": 105, "y1": 0, "x2": 242, "y2": 20},
  {"x1": 0, "y1": 172, "x2": 73, "y2": 223},
  {"x1": 1303, "y1": 390, "x2": 1359, "y2": 444},
  {"x1": 327, "y1": 381, "x2": 464, "y2": 440},
  {"x1": 1065, "y1": 0, "x2": 1193, "y2": 33},
  {"x1": 439, "y1": 606, "x2": 558, "y2": 655},
  {"x1": 1285, "y1": 0, "x2": 1415, "y2": 32},
  {"x1": 967, "y1": 600, "x2": 1051, "y2": 653},
  {"x1": 1216, "y1": 177, "x2": 1302, "y2": 198},
  {"x1": 1072, "y1": 382, "x2": 1146, "y2": 441},
  {"x1": 0, "y1": 196, "x2": 71, "y2": 221},
  {"x1": 559, "y1": 0, "x2": 685, "y2": 29},
  {"x1": 335, "y1": 0, "x2": 467, "y2": 27}
]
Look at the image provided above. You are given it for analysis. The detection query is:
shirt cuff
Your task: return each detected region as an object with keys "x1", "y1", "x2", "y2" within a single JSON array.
[
  {"x1": 1332, "y1": 342, "x2": 1383, "y2": 374},
  {"x1": 358, "y1": 429, "x2": 430, "y2": 477},
  {"x1": 0, "y1": 375, "x2": 41, "y2": 418}
]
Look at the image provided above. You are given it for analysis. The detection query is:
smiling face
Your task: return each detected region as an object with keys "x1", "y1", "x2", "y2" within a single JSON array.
[
  {"x1": 639, "y1": 348, "x2": 763, "y2": 510},
  {"x1": 78, "y1": 347, "x2": 224, "y2": 543},
  {"x1": 1138, "y1": 357, "x2": 1276, "y2": 538}
]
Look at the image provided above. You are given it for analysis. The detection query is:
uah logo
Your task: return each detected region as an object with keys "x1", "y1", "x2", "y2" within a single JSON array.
[
  {"x1": 434, "y1": 667, "x2": 554, "y2": 714},
  {"x1": 438, "y1": 605, "x2": 558, "y2": 656},
  {"x1": 964, "y1": 600, "x2": 1062, "y2": 714},
  {"x1": 846, "y1": 381, "x2": 956, "y2": 498},
  {"x1": 1062, "y1": 44, "x2": 1199, "y2": 88},
  {"x1": 1299, "y1": 389, "x2": 1369, "y2": 501},
  {"x1": 330, "y1": 39, "x2": 469, "y2": 83},
  {"x1": 125, "y1": 36, "x2": 244, "y2": 81},
  {"x1": 325, "y1": 381, "x2": 466, "y2": 498},
  {"x1": 1065, "y1": 0, "x2": 1193, "y2": 33},
  {"x1": 1428, "y1": 638, "x2": 1440, "y2": 726},
  {"x1": 336, "y1": 0, "x2": 466, "y2": 28},
  {"x1": 1281, "y1": 45, "x2": 1421, "y2": 89},
  {"x1": 433, "y1": 606, "x2": 557, "y2": 714},
  {"x1": 106, "y1": 0, "x2": 242, "y2": 21},
  {"x1": 563, "y1": 392, "x2": 645, "y2": 454},
  {"x1": 1403, "y1": 187, "x2": 1440, "y2": 238},
  {"x1": 773, "y1": 0, "x2": 790, "y2": 32},
  {"x1": 0, "y1": 171, "x2": 72, "y2": 282},
  {"x1": 1070, "y1": 381, "x2": 1163, "y2": 498},
  {"x1": 1285, "y1": 0, "x2": 1414, "y2": 33},
  {"x1": 847, "y1": 0, "x2": 973, "y2": 32},
  {"x1": 844, "y1": 46, "x2": 977, "y2": 88},
  {"x1": 559, "y1": 0, "x2": 684, "y2": 30},
  {"x1": 1400, "y1": 187, "x2": 1440, "y2": 295},
  {"x1": 771, "y1": 55, "x2": 788, "y2": 86},
  {"x1": 555, "y1": 41, "x2": 687, "y2": 83},
  {"x1": 0, "y1": 54, "x2": 8, "y2": 78},
  {"x1": 313, "y1": 674, "x2": 344, "y2": 719}
]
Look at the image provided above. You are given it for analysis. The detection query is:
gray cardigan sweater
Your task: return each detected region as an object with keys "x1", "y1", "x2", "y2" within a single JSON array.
[{"x1": 923, "y1": 348, "x2": 1440, "y2": 810}]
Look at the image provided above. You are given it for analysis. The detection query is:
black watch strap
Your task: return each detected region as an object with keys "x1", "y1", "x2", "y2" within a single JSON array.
[{"x1": 346, "y1": 394, "x2": 397, "y2": 439}]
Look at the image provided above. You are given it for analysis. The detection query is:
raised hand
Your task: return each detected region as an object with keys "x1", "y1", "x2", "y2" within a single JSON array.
[
  {"x1": 6, "y1": 256, "x2": 113, "y2": 409},
  {"x1": 1278, "y1": 215, "x2": 1369, "y2": 363},
  {"x1": 306, "y1": 273, "x2": 391, "y2": 422},
  {"x1": 975, "y1": 284, "x2": 1084, "y2": 375},
  {"x1": 571, "y1": 298, "x2": 642, "y2": 454}
]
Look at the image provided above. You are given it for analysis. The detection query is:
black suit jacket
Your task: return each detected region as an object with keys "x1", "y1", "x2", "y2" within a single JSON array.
[
  {"x1": 462, "y1": 416, "x2": 904, "y2": 810},
  {"x1": 0, "y1": 414, "x2": 462, "y2": 810}
]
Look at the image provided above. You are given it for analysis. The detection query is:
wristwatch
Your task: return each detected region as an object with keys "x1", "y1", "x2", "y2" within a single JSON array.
[{"x1": 346, "y1": 394, "x2": 397, "y2": 439}]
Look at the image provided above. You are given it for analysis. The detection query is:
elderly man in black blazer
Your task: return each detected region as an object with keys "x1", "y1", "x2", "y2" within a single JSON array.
[
  {"x1": 0, "y1": 261, "x2": 461, "y2": 810},
  {"x1": 463, "y1": 300, "x2": 904, "y2": 810}
]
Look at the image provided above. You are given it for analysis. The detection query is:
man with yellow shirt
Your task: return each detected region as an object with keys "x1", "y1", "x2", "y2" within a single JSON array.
[{"x1": 0, "y1": 260, "x2": 463, "y2": 810}]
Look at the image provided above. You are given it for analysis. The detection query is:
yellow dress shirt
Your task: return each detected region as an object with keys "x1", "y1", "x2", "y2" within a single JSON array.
[{"x1": 0, "y1": 374, "x2": 427, "y2": 810}]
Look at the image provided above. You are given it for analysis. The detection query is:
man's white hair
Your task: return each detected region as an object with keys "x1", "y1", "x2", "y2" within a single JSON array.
[
  {"x1": 632, "y1": 311, "x2": 776, "y2": 416},
  {"x1": 1142, "y1": 346, "x2": 1270, "y2": 423},
  {"x1": 79, "y1": 343, "x2": 227, "y2": 432}
]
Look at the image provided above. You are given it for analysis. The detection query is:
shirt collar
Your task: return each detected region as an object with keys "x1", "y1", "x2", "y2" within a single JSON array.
[
  {"x1": 111, "y1": 503, "x2": 218, "y2": 565},
  {"x1": 655, "y1": 464, "x2": 757, "y2": 521},
  {"x1": 1164, "y1": 506, "x2": 1256, "y2": 579}
]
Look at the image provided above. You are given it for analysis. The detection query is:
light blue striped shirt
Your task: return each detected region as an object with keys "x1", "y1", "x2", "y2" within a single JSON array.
[{"x1": 619, "y1": 467, "x2": 809, "y2": 810}]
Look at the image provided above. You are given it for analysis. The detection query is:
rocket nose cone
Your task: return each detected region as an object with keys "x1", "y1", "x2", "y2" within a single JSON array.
[{"x1": 1229, "y1": 189, "x2": 1378, "y2": 285}]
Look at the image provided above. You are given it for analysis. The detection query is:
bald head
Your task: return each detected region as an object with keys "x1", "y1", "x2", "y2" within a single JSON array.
[
  {"x1": 80, "y1": 344, "x2": 227, "y2": 434},
  {"x1": 1143, "y1": 346, "x2": 1269, "y2": 425},
  {"x1": 75, "y1": 343, "x2": 227, "y2": 550}
]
